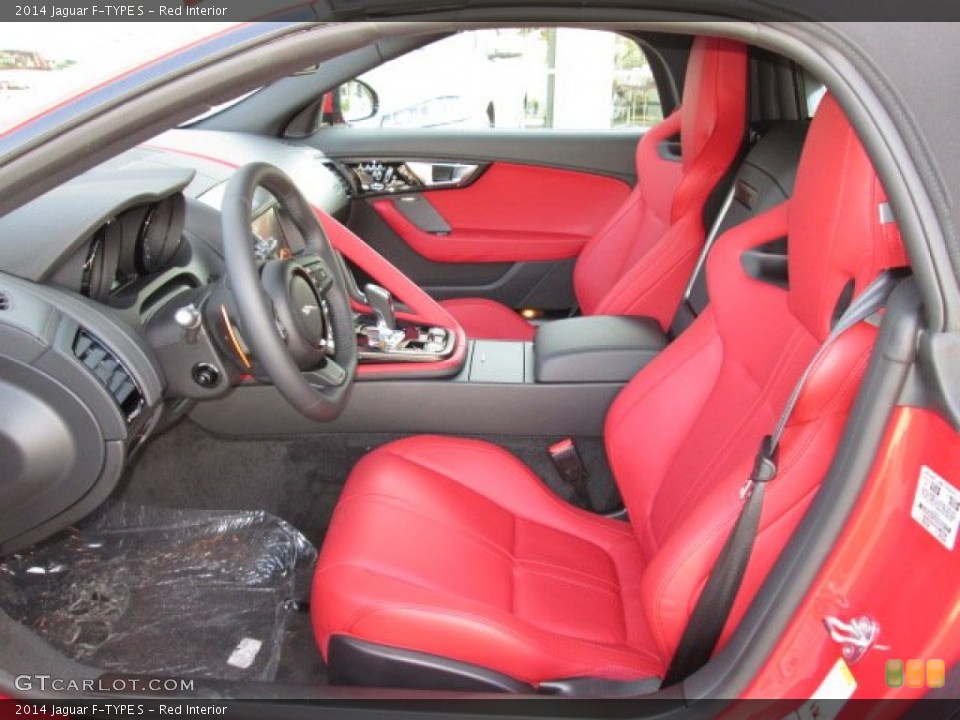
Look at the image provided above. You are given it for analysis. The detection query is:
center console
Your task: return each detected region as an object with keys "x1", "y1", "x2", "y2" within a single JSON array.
[
  {"x1": 190, "y1": 311, "x2": 669, "y2": 438},
  {"x1": 355, "y1": 283, "x2": 456, "y2": 364}
]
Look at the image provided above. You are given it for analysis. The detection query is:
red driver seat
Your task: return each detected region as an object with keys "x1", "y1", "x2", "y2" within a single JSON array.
[
  {"x1": 312, "y1": 93, "x2": 908, "y2": 689},
  {"x1": 439, "y1": 36, "x2": 748, "y2": 340}
]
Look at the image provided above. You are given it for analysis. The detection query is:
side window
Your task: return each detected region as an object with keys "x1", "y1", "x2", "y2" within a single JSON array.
[
  {"x1": 341, "y1": 28, "x2": 662, "y2": 131},
  {"x1": 802, "y1": 71, "x2": 827, "y2": 117}
]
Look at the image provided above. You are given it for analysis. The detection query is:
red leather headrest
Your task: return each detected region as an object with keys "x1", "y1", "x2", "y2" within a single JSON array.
[
  {"x1": 672, "y1": 37, "x2": 748, "y2": 222},
  {"x1": 788, "y1": 94, "x2": 908, "y2": 340}
]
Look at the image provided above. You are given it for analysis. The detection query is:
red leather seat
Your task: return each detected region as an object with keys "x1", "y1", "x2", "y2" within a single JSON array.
[
  {"x1": 439, "y1": 37, "x2": 748, "y2": 341},
  {"x1": 312, "y1": 94, "x2": 908, "y2": 687}
]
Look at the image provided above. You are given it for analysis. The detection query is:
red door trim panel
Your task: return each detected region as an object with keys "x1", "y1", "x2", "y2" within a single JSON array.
[{"x1": 371, "y1": 162, "x2": 631, "y2": 263}]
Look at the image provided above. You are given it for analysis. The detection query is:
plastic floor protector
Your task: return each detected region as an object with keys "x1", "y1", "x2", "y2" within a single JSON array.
[{"x1": 0, "y1": 503, "x2": 317, "y2": 682}]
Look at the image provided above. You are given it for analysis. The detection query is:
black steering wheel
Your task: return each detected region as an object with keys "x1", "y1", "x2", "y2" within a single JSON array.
[{"x1": 220, "y1": 163, "x2": 357, "y2": 421}]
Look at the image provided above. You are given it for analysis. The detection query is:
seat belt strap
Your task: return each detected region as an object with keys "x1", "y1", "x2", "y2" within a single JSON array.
[
  {"x1": 660, "y1": 268, "x2": 904, "y2": 688},
  {"x1": 668, "y1": 183, "x2": 738, "y2": 337}
]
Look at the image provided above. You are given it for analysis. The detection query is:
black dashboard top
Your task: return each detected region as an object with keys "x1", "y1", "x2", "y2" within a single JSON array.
[{"x1": 0, "y1": 165, "x2": 194, "y2": 284}]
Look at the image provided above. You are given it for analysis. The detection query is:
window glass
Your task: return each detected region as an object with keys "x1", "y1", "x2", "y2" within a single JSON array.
[
  {"x1": 351, "y1": 28, "x2": 662, "y2": 131},
  {"x1": 0, "y1": 23, "x2": 240, "y2": 134},
  {"x1": 803, "y1": 71, "x2": 828, "y2": 117}
]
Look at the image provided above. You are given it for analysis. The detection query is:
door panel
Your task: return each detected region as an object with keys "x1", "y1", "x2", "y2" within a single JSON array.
[
  {"x1": 318, "y1": 128, "x2": 642, "y2": 183},
  {"x1": 345, "y1": 199, "x2": 579, "y2": 309},
  {"x1": 372, "y1": 162, "x2": 630, "y2": 263},
  {"x1": 314, "y1": 130, "x2": 641, "y2": 310}
]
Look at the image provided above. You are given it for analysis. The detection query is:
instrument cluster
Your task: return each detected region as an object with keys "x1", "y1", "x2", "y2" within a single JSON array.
[{"x1": 57, "y1": 194, "x2": 187, "y2": 303}]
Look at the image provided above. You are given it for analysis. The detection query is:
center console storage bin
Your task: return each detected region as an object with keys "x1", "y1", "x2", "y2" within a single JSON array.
[{"x1": 534, "y1": 315, "x2": 668, "y2": 383}]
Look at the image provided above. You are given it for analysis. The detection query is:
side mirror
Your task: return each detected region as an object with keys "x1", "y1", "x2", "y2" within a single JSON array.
[{"x1": 337, "y1": 79, "x2": 378, "y2": 123}]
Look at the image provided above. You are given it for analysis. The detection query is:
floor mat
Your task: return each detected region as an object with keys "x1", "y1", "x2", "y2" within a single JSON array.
[
  {"x1": 117, "y1": 423, "x2": 398, "y2": 549},
  {"x1": 275, "y1": 609, "x2": 328, "y2": 684},
  {"x1": 116, "y1": 420, "x2": 622, "y2": 550},
  {"x1": 0, "y1": 503, "x2": 316, "y2": 682}
]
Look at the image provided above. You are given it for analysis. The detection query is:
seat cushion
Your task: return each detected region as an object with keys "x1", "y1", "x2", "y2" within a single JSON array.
[
  {"x1": 313, "y1": 436, "x2": 665, "y2": 685},
  {"x1": 439, "y1": 297, "x2": 535, "y2": 341}
]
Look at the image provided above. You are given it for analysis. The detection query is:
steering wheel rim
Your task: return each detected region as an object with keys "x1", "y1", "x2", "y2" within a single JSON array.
[{"x1": 221, "y1": 162, "x2": 357, "y2": 421}]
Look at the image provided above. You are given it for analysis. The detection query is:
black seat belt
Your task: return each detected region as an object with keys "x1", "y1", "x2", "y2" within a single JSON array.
[{"x1": 660, "y1": 268, "x2": 905, "y2": 688}]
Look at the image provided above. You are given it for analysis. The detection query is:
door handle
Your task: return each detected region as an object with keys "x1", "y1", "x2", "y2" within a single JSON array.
[{"x1": 405, "y1": 162, "x2": 483, "y2": 188}]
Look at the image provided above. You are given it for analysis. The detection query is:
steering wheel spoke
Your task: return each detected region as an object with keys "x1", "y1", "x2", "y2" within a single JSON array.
[
  {"x1": 293, "y1": 254, "x2": 336, "y2": 295},
  {"x1": 307, "y1": 358, "x2": 349, "y2": 388}
]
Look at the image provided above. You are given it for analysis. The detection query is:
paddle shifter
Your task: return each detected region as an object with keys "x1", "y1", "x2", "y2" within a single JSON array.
[{"x1": 355, "y1": 283, "x2": 455, "y2": 363}]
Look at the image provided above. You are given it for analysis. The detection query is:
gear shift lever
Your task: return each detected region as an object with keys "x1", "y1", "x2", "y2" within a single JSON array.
[
  {"x1": 363, "y1": 284, "x2": 405, "y2": 351},
  {"x1": 365, "y1": 284, "x2": 397, "y2": 331},
  {"x1": 356, "y1": 283, "x2": 453, "y2": 362}
]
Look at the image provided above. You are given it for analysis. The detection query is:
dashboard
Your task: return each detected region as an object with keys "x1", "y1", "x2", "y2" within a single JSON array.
[
  {"x1": 0, "y1": 132, "x2": 353, "y2": 553},
  {"x1": 54, "y1": 195, "x2": 187, "y2": 304}
]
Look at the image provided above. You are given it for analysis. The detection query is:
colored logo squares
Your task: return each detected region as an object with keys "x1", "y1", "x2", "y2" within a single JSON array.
[{"x1": 886, "y1": 659, "x2": 945, "y2": 688}]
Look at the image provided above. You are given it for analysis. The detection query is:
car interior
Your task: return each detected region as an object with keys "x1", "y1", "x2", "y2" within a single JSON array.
[{"x1": 0, "y1": 26, "x2": 914, "y2": 699}]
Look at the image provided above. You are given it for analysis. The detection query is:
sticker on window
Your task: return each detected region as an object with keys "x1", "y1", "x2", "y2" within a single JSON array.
[{"x1": 911, "y1": 465, "x2": 960, "y2": 551}]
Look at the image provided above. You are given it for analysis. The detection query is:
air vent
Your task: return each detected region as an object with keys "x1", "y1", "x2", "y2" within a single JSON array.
[
  {"x1": 72, "y1": 328, "x2": 144, "y2": 423},
  {"x1": 324, "y1": 162, "x2": 354, "y2": 198},
  {"x1": 0, "y1": 292, "x2": 9, "y2": 311}
]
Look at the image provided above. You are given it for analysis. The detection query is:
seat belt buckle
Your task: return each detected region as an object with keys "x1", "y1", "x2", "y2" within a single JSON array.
[
  {"x1": 740, "y1": 435, "x2": 779, "y2": 500},
  {"x1": 548, "y1": 439, "x2": 593, "y2": 511}
]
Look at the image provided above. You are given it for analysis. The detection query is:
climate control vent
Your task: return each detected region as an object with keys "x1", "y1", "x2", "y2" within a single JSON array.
[
  {"x1": 0, "y1": 292, "x2": 9, "y2": 311},
  {"x1": 72, "y1": 329, "x2": 144, "y2": 423},
  {"x1": 324, "y1": 162, "x2": 354, "y2": 198}
]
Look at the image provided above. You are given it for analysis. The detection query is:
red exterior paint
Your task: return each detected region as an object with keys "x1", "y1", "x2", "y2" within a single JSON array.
[
  {"x1": 372, "y1": 162, "x2": 631, "y2": 263},
  {"x1": 739, "y1": 405, "x2": 960, "y2": 704}
]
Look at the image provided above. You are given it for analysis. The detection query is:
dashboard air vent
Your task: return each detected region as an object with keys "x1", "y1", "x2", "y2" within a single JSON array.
[
  {"x1": 0, "y1": 292, "x2": 9, "y2": 311},
  {"x1": 72, "y1": 328, "x2": 144, "y2": 423},
  {"x1": 324, "y1": 162, "x2": 354, "y2": 198}
]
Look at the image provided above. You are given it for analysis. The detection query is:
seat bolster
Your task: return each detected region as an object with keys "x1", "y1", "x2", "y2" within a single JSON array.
[
  {"x1": 313, "y1": 436, "x2": 664, "y2": 685},
  {"x1": 591, "y1": 212, "x2": 703, "y2": 327},
  {"x1": 439, "y1": 297, "x2": 535, "y2": 341}
]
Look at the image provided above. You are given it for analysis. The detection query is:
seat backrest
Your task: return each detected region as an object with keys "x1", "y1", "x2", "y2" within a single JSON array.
[
  {"x1": 604, "y1": 94, "x2": 907, "y2": 662},
  {"x1": 573, "y1": 37, "x2": 748, "y2": 327},
  {"x1": 671, "y1": 120, "x2": 810, "y2": 335}
]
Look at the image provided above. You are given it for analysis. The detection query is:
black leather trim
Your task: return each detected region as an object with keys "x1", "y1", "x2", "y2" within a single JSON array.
[
  {"x1": 327, "y1": 635, "x2": 533, "y2": 693},
  {"x1": 390, "y1": 194, "x2": 451, "y2": 234},
  {"x1": 534, "y1": 315, "x2": 668, "y2": 383},
  {"x1": 740, "y1": 236, "x2": 789, "y2": 290}
]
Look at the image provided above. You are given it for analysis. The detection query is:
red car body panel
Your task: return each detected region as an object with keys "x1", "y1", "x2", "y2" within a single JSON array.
[{"x1": 740, "y1": 405, "x2": 960, "y2": 704}]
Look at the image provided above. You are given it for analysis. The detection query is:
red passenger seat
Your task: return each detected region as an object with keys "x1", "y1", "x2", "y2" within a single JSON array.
[
  {"x1": 311, "y1": 93, "x2": 907, "y2": 689},
  {"x1": 440, "y1": 36, "x2": 748, "y2": 340}
]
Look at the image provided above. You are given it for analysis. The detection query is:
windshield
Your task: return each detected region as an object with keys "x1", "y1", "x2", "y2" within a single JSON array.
[{"x1": 0, "y1": 22, "x2": 241, "y2": 134}]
